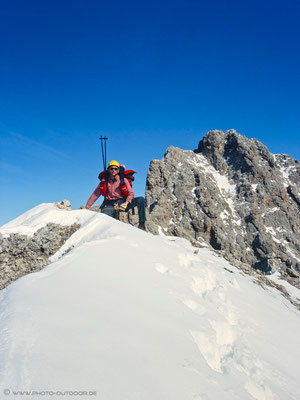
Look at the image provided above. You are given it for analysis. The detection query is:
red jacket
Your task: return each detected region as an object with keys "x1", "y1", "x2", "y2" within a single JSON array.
[{"x1": 85, "y1": 175, "x2": 134, "y2": 209}]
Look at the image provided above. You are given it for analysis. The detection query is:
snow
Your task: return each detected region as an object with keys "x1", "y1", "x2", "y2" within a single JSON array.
[
  {"x1": 190, "y1": 154, "x2": 242, "y2": 227},
  {"x1": 1, "y1": 204, "x2": 300, "y2": 400},
  {"x1": 220, "y1": 209, "x2": 230, "y2": 223},
  {"x1": 269, "y1": 207, "x2": 280, "y2": 213},
  {"x1": 285, "y1": 246, "x2": 300, "y2": 264},
  {"x1": 190, "y1": 153, "x2": 235, "y2": 195},
  {"x1": 274, "y1": 155, "x2": 297, "y2": 188},
  {"x1": 0, "y1": 203, "x2": 89, "y2": 237},
  {"x1": 261, "y1": 208, "x2": 280, "y2": 218},
  {"x1": 276, "y1": 227, "x2": 286, "y2": 233},
  {"x1": 265, "y1": 227, "x2": 281, "y2": 244},
  {"x1": 279, "y1": 167, "x2": 291, "y2": 187},
  {"x1": 268, "y1": 271, "x2": 300, "y2": 304},
  {"x1": 157, "y1": 225, "x2": 166, "y2": 236}
]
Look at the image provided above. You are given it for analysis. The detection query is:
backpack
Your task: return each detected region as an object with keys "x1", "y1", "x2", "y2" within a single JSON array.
[{"x1": 98, "y1": 166, "x2": 136, "y2": 198}]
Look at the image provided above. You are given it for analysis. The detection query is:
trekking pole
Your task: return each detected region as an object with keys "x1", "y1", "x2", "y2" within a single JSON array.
[{"x1": 99, "y1": 136, "x2": 108, "y2": 171}]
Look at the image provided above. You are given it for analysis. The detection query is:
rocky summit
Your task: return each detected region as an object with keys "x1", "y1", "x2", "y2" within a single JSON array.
[{"x1": 146, "y1": 130, "x2": 300, "y2": 288}]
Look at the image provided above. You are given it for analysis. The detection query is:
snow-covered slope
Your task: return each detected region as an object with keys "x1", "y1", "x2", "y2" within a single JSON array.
[{"x1": 1, "y1": 204, "x2": 300, "y2": 400}]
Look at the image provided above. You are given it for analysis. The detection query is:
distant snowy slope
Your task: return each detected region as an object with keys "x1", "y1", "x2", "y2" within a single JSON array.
[
  {"x1": 1, "y1": 204, "x2": 300, "y2": 400},
  {"x1": 0, "y1": 203, "x2": 89, "y2": 237}
]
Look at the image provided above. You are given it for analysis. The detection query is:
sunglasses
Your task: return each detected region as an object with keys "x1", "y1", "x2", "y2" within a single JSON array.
[{"x1": 109, "y1": 167, "x2": 119, "y2": 171}]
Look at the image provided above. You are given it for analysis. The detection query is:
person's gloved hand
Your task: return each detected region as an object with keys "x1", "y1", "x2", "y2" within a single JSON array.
[{"x1": 119, "y1": 202, "x2": 128, "y2": 211}]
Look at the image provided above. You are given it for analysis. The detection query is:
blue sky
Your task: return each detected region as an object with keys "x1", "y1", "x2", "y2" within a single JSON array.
[{"x1": 0, "y1": 0, "x2": 299, "y2": 226}]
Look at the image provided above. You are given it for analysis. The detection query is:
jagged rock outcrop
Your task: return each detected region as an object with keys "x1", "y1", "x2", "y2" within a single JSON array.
[
  {"x1": 55, "y1": 199, "x2": 72, "y2": 210},
  {"x1": 0, "y1": 223, "x2": 80, "y2": 290},
  {"x1": 146, "y1": 129, "x2": 300, "y2": 288}
]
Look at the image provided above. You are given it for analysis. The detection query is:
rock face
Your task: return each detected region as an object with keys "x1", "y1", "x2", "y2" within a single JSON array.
[
  {"x1": 146, "y1": 130, "x2": 300, "y2": 288},
  {"x1": 0, "y1": 223, "x2": 80, "y2": 290},
  {"x1": 55, "y1": 199, "x2": 72, "y2": 210}
]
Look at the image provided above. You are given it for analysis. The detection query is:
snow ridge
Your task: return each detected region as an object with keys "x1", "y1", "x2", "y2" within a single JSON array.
[{"x1": 0, "y1": 204, "x2": 300, "y2": 399}]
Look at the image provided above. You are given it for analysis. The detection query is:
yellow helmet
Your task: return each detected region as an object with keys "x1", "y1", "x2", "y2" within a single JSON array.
[{"x1": 108, "y1": 160, "x2": 120, "y2": 168}]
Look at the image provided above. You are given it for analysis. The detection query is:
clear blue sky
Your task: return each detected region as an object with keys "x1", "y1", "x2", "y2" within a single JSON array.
[{"x1": 0, "y1": 0, "x2": 299, "y2": 226}]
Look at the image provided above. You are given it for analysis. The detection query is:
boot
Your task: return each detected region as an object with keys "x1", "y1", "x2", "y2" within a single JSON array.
[{"x1": 138, "y1": 222, "x2": 146, "y2": 231}]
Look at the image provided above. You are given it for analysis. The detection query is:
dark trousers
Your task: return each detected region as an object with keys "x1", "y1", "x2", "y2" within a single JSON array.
[{"x1": 101, "y1": 197, "x2": 146, "y2": 224}]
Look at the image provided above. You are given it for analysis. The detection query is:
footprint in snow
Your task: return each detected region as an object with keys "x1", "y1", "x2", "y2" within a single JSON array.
[
  {"x1": 190, "y1": 319, "x2": 237, "y2": 373},
  {"x1": 182, "y1": 298, "x2": 206, "y2": 315},
  {"x1": 182, "y1": 299, "x2": 199, "y2": 311},
  {"x1": 155, "y1": 263, "x2": 169, "y2": 274},
  {"x1": 191, "y1": 271, "x2": 218, "y2": 298}
]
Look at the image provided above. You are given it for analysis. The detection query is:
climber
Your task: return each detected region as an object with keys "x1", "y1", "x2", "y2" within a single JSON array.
[{"x1": 82, "y1": 160, "x2": 146, "y2": 230}]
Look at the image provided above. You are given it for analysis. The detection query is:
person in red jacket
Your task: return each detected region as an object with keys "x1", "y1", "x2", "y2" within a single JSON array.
[{"x1": 83, "y1": 160, "x2": 146, "y2": 230}]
